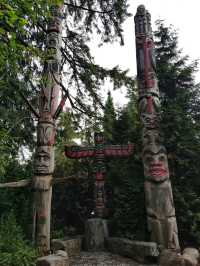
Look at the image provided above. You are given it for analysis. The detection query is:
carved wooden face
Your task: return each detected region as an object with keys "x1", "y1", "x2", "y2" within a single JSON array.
[
  {"x1": 143, "y1": 129, "x2": 163, "y2": 146},
  {"x1": 141, "y1": 113, "x2": 160, "y2": 129},
  {"x1": 139, "y1": 95, "x2": 160, "y2": 115},
  {"x1": 138, "y1": 81, "x2": 159, "y2": 99},
  {"x1": 37, "y1": 122, "x2": 55, "y2": 146},
  {"x1": 94, "y1": 132, "x2": 104, "y2": 144},
  {"x1": 34, "y1": 146, "x2": 54, "y2": 174},
  {"x1": 143, "y1": 145, "x2": 169, "y2": 182},
  {"x1": 95, "y1": 181, "x2": 105, "y2": 213},
  {"x1": 47, "y1": 32, "x2": 59, "y2": 49},
  {"x1": 137, "y1": 4, "x2": 146, "y2": 15}
]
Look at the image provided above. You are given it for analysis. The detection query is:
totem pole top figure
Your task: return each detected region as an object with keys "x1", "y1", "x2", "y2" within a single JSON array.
[
  {"x1": 134, "y1": 5, "x2": 157, "y2": 93},
  {"x1": 134, "y1": 5, "x2": 159, "y2": 130},
  {"x1": 134, "y1": 5, "x2": 152, "y2": 37}
]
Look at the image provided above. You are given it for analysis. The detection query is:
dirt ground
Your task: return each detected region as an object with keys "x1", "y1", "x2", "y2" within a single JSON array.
[{"x1": 70, "y1": 251, "x2": 158, "y2": 266}]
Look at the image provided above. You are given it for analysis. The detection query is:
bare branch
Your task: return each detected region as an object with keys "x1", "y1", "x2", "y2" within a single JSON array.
[
  {"x1": 53, "y1": 94, "x2": 68, "y2": 120},
  {"x1": 0, "y1": 179, "x2": 31, "y2": 188},
  {"x1": 51, "y1": 71, "x2": 89, "y2": 115},
  {"x1": 53, "y1": 175, "x2": 87, "y2": 184},
  {"x1": 0, "y1": 175, "x2": 87, "y2": 189},
  {"x1": 64, "y1": 2, "x2": 113, "y2": 14},
  {"x1": 9, "y1": 79, "x2": 39, "y2": 118},
  {"x1": 19, "y1": 91, "x2": 40, "y2": 118}
]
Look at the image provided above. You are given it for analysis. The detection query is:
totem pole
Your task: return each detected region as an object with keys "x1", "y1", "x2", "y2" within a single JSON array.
[
  {"x1": 33, "y1": 3, "x2": 65, "y2": 254},
  {"x1": 134, "y1": 5, "x2": 180, "y2": 250},
  {"x1": 65, "y1": 132, "x2": 133, "y2": 218}
]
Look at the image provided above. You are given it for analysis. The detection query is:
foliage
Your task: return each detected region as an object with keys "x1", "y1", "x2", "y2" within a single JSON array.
[
  {"x1": 0, "y1": 129, "x2": 13, "y2": 177},
  {"x1": 0, "y1": 0, "x2": 134, "y2": 239},
  {"x1": 52, "y1": 111, "x2": 94, "y2": 233},
  {"x1": 155, "y1": 20, "x2": 200, "y2": 247},
  {"x1": 2, "y1": 0, "x2": 200, "y2": 250},
  {"x1": 0, "y1": 0, "x2": 134, "y2": 149},
  {"x1": 104, "y1": 20, "x2": 200, "y2": 247},
  {"x1": 103, "y1": 91, "x2": 116, "y2": 143},
  {"x1": 0, "y1": 212, "x2": 37, "y2": 266},
  {"x1": 104, "y1": 93, "x2": 145, "y2": 239},
  {"x1": 0, "y1": 160, "x2": 33, "y2": 235}
]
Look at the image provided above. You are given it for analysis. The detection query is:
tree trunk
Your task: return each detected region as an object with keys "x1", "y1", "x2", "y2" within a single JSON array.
[{"x1": 134, "y1": 5, "x2": 180, "y2": 250}]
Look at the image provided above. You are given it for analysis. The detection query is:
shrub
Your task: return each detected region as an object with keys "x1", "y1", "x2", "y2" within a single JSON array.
[{"x1": 0, "y1": 212, "x2": 37, "y2": 266}]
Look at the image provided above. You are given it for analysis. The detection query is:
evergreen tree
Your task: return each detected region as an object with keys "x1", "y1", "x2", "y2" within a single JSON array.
[
  {"x1": 103, "y1": 91, "x2": 116, "y2": 143},
  {"x1": 0, "y1": 0, "x2": 134, "y2": 151},
  {"x1": 106, "y1": 21, "x2": 200, "y2": 246},
  {"x1": 0, "y1": 0, "x2": 134, "y2": 237},
  {"x1": 101, "y1": 83, "x2": 146, "y2": 239},
  {"x1": 154, "y1": 20, "x2": 200, "y2": 246}
]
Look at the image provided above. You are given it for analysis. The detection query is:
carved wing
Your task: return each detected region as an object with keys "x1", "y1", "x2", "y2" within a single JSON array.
[
  {"x1": 65, "y1": 145, "x2": 95, "y2": 159},
  {"x1": 104, "y1": 144, "x2": 134, "y2": 157}
]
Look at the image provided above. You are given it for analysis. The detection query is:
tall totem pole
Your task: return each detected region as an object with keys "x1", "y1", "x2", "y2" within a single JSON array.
[
  {"x1": 33, "y1": 3, "x2": 63, "y2": 254},
  {"x1": 134, "y1": 5, "x2": 180, "y2": 250}
]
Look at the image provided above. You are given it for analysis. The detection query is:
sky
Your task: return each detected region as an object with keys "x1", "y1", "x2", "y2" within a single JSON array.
[{"x1": 89, "y1": 0, "x2": 200, "y2": 106}]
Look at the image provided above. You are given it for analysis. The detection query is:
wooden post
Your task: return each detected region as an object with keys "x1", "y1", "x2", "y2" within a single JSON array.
[
  {"x1": 32, "y1": 3, "x2": 63, "y2": 255},
  {"x1": 134, "y1": 5, "x2": 180, "y2": 250}
]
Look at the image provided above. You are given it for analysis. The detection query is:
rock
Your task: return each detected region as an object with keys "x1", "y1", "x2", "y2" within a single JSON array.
[
  {"x1": 159, "y1": 249, "x2": 181, "y2": 266},
  {"x1": 182, "y1": 248, "x2": 199, "y2": 266},
  {"x1": 183, "y1": 248, "x2": 199, "y2": 259},
  {"x1": 36, "y1": 252, "x2": 69, "y2": 266},
  {"x1": 106, "y1": 237, "x2": 159, "y2": 263},
  {"x1": 84, "y1": 218, "x2": 109, "y2": 251},
  {"x1": 51, "y1": 236, "x2": 82, "y2": 257},
  {"x1": 55, "y1": 250, "x2": 68, "y2": 258},
  {"x1": 159, "y1": 248, "x2": 199, "y2": 266}
]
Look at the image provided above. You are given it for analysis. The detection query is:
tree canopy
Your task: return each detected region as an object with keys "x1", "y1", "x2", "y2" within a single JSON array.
[
  {"x1": 1, "y1": 2, "x2": 200, "y2": 263},
  {"x1": 0, "y1": 0, "x2": 134, "y2": 178}
]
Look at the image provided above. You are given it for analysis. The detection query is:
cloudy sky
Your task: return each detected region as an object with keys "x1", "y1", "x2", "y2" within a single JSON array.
[{"x1": 89, "y1": 0, "x2": 200, "y2": 106}]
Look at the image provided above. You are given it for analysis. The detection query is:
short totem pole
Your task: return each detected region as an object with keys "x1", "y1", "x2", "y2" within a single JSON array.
[
  {"x1": 65, "y1": 132, "x2": 133, "y2": 218},
  {"x1": 33, "y1": 3, "x2": 66, "y2": 254},
  {"x1": 134, "y1": 5, "x2": 180, "y2": 250}
]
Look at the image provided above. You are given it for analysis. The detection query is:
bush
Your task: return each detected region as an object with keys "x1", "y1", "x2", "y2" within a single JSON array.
[{"x1": 0, "y1": 212, "x2": 37, "y2": 266}]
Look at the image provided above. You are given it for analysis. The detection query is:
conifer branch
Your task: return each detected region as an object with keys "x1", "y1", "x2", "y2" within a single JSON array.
[
  {"x1": 19, "y1": 91, "x2": 40, "y2": 118},
  {"x1": 64, "y1": 2, "x2": 113, "y2": 14},
  {"x1": 51, "y1": 71, "x2": 90, "y2": 116}
]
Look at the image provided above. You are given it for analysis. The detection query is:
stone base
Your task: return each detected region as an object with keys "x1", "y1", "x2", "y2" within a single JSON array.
[
  {"x1": 106, "y1": 237, "x2": 159, "y2": 263},
  {"x1": 159, "y1": 248, "x2": 199, "y2": 266},
  {"x1": 36, "y1": 250, "x2": 69, "y2": 266},
  {"x1": 84, "y1": 218, "x2": 109, "y2": 251},
  {"x1": 51, "y1": 236, "x2": 82, "y2": 257}
]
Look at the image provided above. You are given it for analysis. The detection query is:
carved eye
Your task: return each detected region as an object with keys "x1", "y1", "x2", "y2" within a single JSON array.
[
  {"x1": 159, "y1": 155, "x2": 165, "y2": 161},
  {"x1": 43, "y1": 156, "x2": 49, "y2": 162},
  {"x1": 144, "y1": 156, "x2": 152, "y2": 163}
]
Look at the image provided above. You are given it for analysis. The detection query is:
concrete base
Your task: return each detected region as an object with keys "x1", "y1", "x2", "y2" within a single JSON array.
[
  {"x1": 51, "y1": 236, "x2": 82, "y2": 257},
  {"x1": 36, "y1": 250, "x2": 69, "y2": 266},
  {"x1": 106, "y1": 237, "x2": 159, "y2": 263},
  {"x1": 84, "y1": 218, "x2": 109, "y2": 251}
]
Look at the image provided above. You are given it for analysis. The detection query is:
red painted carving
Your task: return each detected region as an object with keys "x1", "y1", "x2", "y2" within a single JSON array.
[
  {"x1": 96, "y1": 172, "x2": 104, "y2": 181},
  {"x1": 146, "y1": 96, "x2": 153, "y2": 114},
  {"x1": 65, "y1": 146, "x2": 95, "y2": 159},
  {"x1": 104, "y1": 144, "x2": 133, "y2": 157},
  {"x1": 149, "y1": 162, "x2": 168, "y2": 179},
  {"x1": 33, "y1": 3, "x2": 64, "y2": 254},
  {"x1": 135, "y1": 5, "x2": 179, "y2": 250},
  {"x1": 65, "y1": 132, "x2": 133, "y2": 218}
]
